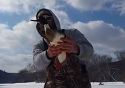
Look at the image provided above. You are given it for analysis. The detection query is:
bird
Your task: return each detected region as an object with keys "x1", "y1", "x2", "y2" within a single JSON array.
[
  {"x1": 44, "y1": 24, "x2": 68, "y2": 70},
  {"x1": 31, "y1": 17, "x2": 68, "y2": 70}
]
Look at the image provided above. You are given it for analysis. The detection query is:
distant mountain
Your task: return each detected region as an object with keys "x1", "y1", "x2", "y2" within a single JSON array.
[{"x1": 0, "y1": 70, "x2": 18, "y2": 83}]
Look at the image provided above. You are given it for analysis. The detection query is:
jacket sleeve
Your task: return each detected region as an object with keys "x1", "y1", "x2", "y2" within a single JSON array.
[
  {"x1": 68, "y1": 29, "x2": 94, "y2": 61},
  {"x1": 33, "y1": 40, "x2": 51, "y2": 71}
]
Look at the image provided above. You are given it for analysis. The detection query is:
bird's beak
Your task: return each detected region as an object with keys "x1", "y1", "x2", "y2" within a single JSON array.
[{"x1": 30, "y1": 20, "x2": 39, "y2": 22}]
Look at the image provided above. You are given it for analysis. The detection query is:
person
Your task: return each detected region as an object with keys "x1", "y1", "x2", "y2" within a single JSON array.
[{"x1": 32, "y1": 8, "x2": 94, "y2": 88}]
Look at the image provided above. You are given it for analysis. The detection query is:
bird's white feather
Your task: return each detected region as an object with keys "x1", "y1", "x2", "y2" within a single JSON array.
[{"x1": 50, "y1": 32, "x2": 66, "y2": 63}]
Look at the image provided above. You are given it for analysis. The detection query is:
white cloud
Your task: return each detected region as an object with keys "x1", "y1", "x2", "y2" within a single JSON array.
[
  {"x1": 63, "y1": 0, "x2": 114, "y2": 11},
  {"x1": 0, "y1": 0, "x2": 125, "y2": 15},
  {"x1": 111, "y1": 0, "x2": 125, "y2": 15},
  {"x1": 0, "y1": 20, "x2": 41, "y2": 72},
  {"x1": 52, "y1": 10, "x2": 73, "y2": 28},
  {"x1": 0, "y1": 21, "x2": 40, "y2": 50},
  {"x1": 0, "y1": 0, "x2": 35, "y2": 13},
  {"x1": 71, "y1": 20, "x2": 125, "y2": 56},
  {"x1": 63, "y1": 0, "x2": 125, "y2": 15},
  {"x1": 0, "y1": 0, "x2": 58, "y2": 14},
  {"x1": 0, "y1": 53, "x2": 32, "y2": 73}
]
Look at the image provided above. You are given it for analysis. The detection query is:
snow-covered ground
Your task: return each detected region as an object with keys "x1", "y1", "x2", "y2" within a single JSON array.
[
  {"x1": 92, "y1": 82, "x2": 125, "y2": 88},
  {"x1": 0, "y1": 82, "x2": 125, "y2": 88}
]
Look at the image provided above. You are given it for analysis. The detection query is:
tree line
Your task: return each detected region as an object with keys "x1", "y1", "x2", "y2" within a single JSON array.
[{"x1": 17, "y1": 49, "x2": 125, "y2": 83}]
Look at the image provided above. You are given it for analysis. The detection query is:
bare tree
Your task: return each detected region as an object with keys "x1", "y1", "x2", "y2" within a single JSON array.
[
  {"x1": 26, "y1": 63, "x2": 36, "y2": 72},
  {"x1": 114, "y1": 50, "x2": 125, "y2": 60}
]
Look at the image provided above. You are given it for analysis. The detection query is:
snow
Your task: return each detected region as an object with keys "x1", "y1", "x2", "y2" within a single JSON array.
[
  {"x1": 0, "y1": 82, "x2": 125, "y2": 88},
  {"x1": 0, "y1": 82, "x2": 44, "y2": 88},
  {"x1": 92, "y1": 82, "x2": 125, "y2": 88}
]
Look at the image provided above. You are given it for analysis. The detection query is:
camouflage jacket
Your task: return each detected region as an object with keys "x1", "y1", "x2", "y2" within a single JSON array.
[{"x1": 44, "y1": 54, "x2": 91, "y2": 88}]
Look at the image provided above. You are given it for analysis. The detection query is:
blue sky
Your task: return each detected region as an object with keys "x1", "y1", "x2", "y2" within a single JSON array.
[{"x1": 0, "y1": 0, "x2": 125, "y2": 73}]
